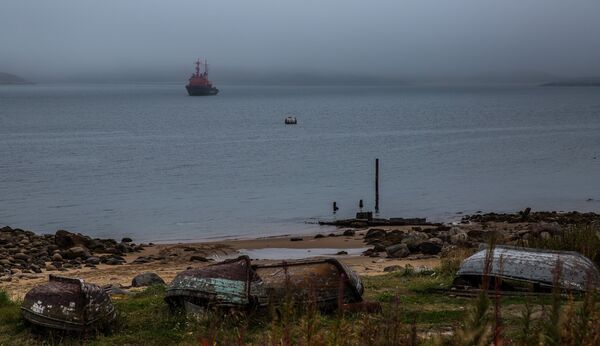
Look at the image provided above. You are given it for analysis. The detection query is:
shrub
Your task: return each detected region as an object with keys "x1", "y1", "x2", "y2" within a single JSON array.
[
  {"x1": 528, "y1": 223, "x2": 600, "y2": 267},
  {"x1": 0, "y1": 289, "x2": 11, "y2": 307}
]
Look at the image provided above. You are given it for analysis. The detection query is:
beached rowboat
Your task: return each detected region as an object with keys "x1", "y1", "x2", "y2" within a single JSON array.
[
  {"x1": 165, "y1": 256, "x2": 363, "y2": 312},
  {"x1": 21, "y1": 275, "x2": 116, "y2": 331},
  {"x1": 454, "y1": 245, "x2": 600, "y2": 292}
]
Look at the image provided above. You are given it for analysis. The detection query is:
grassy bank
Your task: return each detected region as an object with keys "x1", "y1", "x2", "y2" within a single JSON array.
[{"x1": 2, "y1": 264, "x2": 598, "y2": 345}]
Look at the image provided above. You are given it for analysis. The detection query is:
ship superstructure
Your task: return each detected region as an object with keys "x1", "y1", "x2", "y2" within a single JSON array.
[{"x1": 186, "y1": 59, "x2": 219, "y2": 96}]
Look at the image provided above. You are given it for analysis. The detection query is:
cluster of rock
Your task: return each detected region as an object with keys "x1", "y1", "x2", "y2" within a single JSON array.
[
  {"x1": 462, "y1": 209, "x2": 600, "y2": 225},
  {"x1": 0, "y1": 226, "x2": 145, "y2": 281},
  {"x1": 362, "y1": 226, "x2": 470, "y2": 258},
  {"x1": 361, "y1": 220, "x2": 571, "y2": 259}
]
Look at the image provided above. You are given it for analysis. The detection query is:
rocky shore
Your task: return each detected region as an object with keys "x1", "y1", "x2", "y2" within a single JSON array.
[
  {"x1": 2, "y1": 208, "x2": 599, "y2": 292},
  {"x1": 0, "y1": 226, "x2": 148, "y2": 282},
  {"x1": 344, "y1": 209, "x2": 600, "y2": 260}
]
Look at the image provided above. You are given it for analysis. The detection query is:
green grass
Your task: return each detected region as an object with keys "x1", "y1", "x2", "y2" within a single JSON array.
[{"x1": 1, "y1": 275, "x2": 598, "y2": 345}]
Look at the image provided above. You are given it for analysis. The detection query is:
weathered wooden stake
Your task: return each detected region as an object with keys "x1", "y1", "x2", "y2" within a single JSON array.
[{"x1": 375, "y1": 158, "x2": 379, "y2": 213}]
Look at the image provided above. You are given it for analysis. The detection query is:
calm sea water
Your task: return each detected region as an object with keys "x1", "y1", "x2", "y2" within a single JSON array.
[{"x1": 1, "y1": 83, "x2": 599, "y2": 242}]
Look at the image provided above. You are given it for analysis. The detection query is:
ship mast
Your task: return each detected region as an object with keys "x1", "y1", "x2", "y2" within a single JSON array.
[
  {"x1": 204, "y1": 59, "x2": 208, "y2": 77},
  {"x1": 195, "y1": 59, "x2": 201, "y2": 77}
]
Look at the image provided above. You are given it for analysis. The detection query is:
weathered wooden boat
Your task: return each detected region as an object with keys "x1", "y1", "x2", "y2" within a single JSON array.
[
  {"x1": 21, "y1": 275, "x2": 116, "y2": 331},
  {"x1": 165, "y1": 256, "x2": 364, "y2": 312},
  {"x1": 454, "y1": 246, "x2": 600, "y2": 292},
  {"x1": 165, "y1": 256, "x2": 259, "y2": 312},
  {"x1": 252, "y1": 258, "x2": 363, "y2": 310}
]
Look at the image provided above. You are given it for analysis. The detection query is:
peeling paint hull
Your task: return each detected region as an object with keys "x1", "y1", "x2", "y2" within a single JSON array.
[
  {"x1": 165, "y1": 256, "x2": 257, "y2": 310},
  {"x1": 21, "y1": 275, "x2": 116, "y2": 331}
]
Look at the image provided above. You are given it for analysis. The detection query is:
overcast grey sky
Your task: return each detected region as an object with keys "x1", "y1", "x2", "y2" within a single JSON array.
[{"x1": 1, "y1": 0, "x2": 599, "y2": 82}]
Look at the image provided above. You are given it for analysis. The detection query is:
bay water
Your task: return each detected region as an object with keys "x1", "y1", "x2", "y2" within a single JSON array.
[{"x1": 1, "y1": 84, "x2": 599, "y2": 242}]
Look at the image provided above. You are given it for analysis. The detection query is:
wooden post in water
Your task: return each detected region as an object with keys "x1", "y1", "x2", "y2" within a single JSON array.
[{"x1": 375, "y1": 158, "x2": 380, "y2": 213}]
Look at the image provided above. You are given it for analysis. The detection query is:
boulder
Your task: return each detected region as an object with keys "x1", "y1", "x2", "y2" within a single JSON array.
[
  {"x1": 362, "y1": 248, "x2": 379, "y2": 257},
  {"x1": 51, "y1": 253, "x2": 63, "y2": 262},
  {"x1": 63, "y1": 246, "x2": 91, "y2": 259},
  {"x1": 14, "y1": 253, "x2": 29, "y2": 261},
  {"x1": 86, "y1": 256, "x2": 101, "y2": 265},
  {"x1": 30, "y1": 264, "x2": 42, "y2": 273},
  {"x1": 373, "y1": 243, "x2": 386, "y2": 252},
  {"x1": 364, "y1": 228, "x2": 386, "y2": 240},
  {"x1": 385, "y1": 243, "x2": 410, "y2": 258},
  {"x1": 105, "y1": 258, "x2": 123, "y2": 265},
  {"x1": 102, "y1": 255, "x2": 125, "y2": 265},
  {"x1": 401, "y1": 231, "x2": 429, "y2": 252},
  {"x1": 132, "y1": 272, "x2": 165, "y2": 287},
  {"x1": 449, "y1": 231, "x2": 469, "y2": 245},
  {"x1": 55, "y1": 230, "x2": 90, "y2": 249},
  {"x1": 121, "y1": 237, "x2": 133, "y2": 243},
  {"x1": 342, "y1": 229, "x2": 356, "y2": 236},
  {"x1": 383, "y1": 230, "x2": 405, "y2": 244},
  {"x1": 419, "y1": 238, "x2": 443, "y2": 255},
  {"x1": 132, "y1": 256, "x2": 152, "y2": 264}
]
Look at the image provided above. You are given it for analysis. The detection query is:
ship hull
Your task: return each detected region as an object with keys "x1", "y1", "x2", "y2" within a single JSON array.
[{"x1": 186, "y1": 85, "x2": 219, "y2": 96}]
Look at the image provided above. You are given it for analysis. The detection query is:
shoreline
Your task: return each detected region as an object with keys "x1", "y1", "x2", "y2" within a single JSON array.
[
  {"x1": 0, "y1": 225, "x2": 438, "y2": 299},
  {"x1": 3, "y1": 209, "x2": 600, "y2": 299}
]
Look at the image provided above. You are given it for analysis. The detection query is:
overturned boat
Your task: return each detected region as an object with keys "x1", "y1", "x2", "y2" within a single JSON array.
[
  {"x1": 165, "y1": 256, "x2": 363, "y2": 312},
  {"x1": 21, "y1": 275, "x2": 116, "y2": 331},
  {"x1": 165, "y1": 256, "x2": 259, "y2": 311},
  {"x1": 454, "y1": 246, "x2": 600, "y2": 292},
  {"x1": 252, "y1": 258, "x2": 363, "y2": 310}
]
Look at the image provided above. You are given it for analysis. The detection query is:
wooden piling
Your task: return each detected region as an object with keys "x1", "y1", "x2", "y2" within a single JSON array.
[{"x1": 375, "y1": 158, "x2": 379, "y2": 213}]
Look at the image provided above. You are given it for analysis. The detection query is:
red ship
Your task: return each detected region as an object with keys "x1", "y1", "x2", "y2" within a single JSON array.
[{"x1": 186, "y1": 59, "x2": 219, "y2": 96}]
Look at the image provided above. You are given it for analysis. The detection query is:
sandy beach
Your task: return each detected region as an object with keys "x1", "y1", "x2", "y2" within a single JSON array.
[{"x1": 0, "y1": 226, "x2": 441, "y2": 299}]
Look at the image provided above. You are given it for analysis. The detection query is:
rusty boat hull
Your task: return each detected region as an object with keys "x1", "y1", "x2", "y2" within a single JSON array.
[
  {"x1": 165, "y1": 256, "x2": 363, "y2": 312},
  {"x1": 252, "y1": 258, "x2": 364, "y2": 310},
  {"x1": 21, "y1": 275, "x2": 116, "y2": 331},
  {"x1": 455, "y1": 245, "x2": 600, "y2": 292}
]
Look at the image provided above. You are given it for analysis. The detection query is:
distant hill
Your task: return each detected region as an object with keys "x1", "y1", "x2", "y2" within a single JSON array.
[
  {"x1": 0, "y1": 72, "x2": 32, "y2": 85},
  {"x1": 541, "y1": 78, "x2": 600, "y2": 87}
]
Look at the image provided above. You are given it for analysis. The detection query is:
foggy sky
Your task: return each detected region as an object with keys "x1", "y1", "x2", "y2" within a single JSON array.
[{"x1": 2, "y1": 0, "x2": 600, "y2": 83}]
